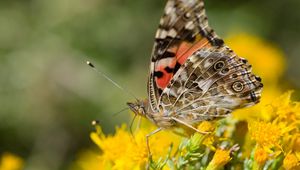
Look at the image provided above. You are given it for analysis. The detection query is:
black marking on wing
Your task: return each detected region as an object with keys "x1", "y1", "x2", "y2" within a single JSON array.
[
  {"x1": 154, "y1": 71, "x2": 164, "y2": 78},
  {"x1": 163, "y1": 51, "x2": 176, "y2": 58},
  {"x1": 174, "y1": 62, "x2": 181, "y2": 74},
  {"x1": 165, "y1": 66, "x2": 174, "y2": 73}
]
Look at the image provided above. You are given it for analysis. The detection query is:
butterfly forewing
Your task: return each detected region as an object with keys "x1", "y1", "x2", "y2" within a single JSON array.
[{"x1": 148, "y1": 0, "x2": 224, "y2": 112}]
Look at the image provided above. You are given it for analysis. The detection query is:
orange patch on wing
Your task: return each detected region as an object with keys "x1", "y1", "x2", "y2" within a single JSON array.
[
  {"x1": 156, "y1": 62, "x2": 174, "y2": 89},
  {"x1": 156, "y1": 73, "x2": 173, "y2": 89},
  {"x1": 155, "y1": 38, "x2": 210, "y2": 89},
  {"x1": 155, "y1": 47, "x2": 177, "y2": 89},
  {"x1": 176, "y1": 38, "x2": 210, "y2": 64}
]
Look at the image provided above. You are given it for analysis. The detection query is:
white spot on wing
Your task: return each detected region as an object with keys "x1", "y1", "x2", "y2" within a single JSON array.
[
  {"x1": 185, "y1": 21, "x2": 194, "y2": 30},
  {"x1": 156, "y1": 29, "x2": 168, "y2": 39},
  {"x1": 204, "y1": 60, "x2": 211, "y2": 68},
  {"x1": 168, "y1": 28, "x2": 177, "y2": 38}
]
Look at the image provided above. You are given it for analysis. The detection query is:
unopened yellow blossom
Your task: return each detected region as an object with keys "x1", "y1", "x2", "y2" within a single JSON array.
[
  {"x1": 207, "y1": 149, "x2": 231, "y2": 170},
  {"x1": 0, "y1": 153, "x2": 23, "y2": 170},
  {"x1": 254, "y1": 147, "x2": 268, "y2": 165},
  {"x1": 283, "y1": 153, "x2": 299, "y2": 170}
]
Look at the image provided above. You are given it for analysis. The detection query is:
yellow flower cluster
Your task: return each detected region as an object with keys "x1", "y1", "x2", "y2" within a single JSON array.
[
  {"x1": 74, "y1": 90, "x2": 300, "y2": 170},
  {"x1": 78, "y1": 124, "x2": 180, "y2": 170},
  {"x1": 249, "y1": 121, "x2": 281, "y2": 150},
  {"x1": 248, "y1": 91, "x2": 300, "y2": 168}
]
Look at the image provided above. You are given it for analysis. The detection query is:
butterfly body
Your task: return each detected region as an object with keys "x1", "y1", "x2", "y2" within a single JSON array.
[
  {"x1": 128, "y1": 100, "x2": 176, "y2": 129},
  {"x1": 128, "y1": 0, "x2": 263, "y2": 136}
]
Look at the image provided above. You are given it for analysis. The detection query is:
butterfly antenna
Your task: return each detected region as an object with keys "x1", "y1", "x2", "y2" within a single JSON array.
[
  {"x1": 112, "y1": 107, "x2": 129, "y2": 117},
  {"x1": 86, "y1": 61, "x2": 139, "y2": 101}
]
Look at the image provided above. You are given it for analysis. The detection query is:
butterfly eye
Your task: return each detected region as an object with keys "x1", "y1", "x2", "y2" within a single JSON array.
[
  {"x1": 232, "y1": 81, "x2": 244, "y2": 92},
  {"x1": 214, "y1": 61, "x2": 225, "y2": 70}
]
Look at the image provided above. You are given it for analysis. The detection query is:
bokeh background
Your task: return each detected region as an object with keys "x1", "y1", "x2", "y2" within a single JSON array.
[{"x1": 0, "y1": 0, "x2": 299, "y2": 169}]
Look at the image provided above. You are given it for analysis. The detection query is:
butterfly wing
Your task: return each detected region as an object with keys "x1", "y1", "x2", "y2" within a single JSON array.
[
  {"x1": 158, "y1": 46, "x2": 263, "y2": 125},
  {"x1": 148, "y1": 0, "x2": 223, "y2": 112}
]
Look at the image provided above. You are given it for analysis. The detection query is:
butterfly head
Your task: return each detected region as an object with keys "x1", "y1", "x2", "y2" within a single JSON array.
[{"x1": 127, "y1": 100, "x2": 147, "y2": 116}]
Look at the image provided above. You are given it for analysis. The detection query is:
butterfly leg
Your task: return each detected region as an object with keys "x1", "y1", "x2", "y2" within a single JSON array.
[
  {"x1": 146, "y1": 128, "x2": 162, "y2": 158},
  {"x1": 129, "y1": 114, "x2": 137, "y2": 137},
  {"x1": 136, "y1": 116, "x2": 142, "y2": 132},
  {"x1": 171, "y1": 117, "x2": 211, "y2": 134}
]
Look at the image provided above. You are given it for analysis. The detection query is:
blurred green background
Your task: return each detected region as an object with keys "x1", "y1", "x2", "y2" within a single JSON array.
[{"x1": 0, "y1": 0, "x2": 299, "y2": 169}]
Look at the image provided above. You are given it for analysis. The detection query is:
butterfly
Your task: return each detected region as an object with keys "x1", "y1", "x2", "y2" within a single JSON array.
[{"x1": 127, "y1": 0, "x2": 263, "y2": 153}]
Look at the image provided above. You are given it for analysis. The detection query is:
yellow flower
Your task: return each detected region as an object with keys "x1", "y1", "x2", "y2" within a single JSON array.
[
  {"x1": 248, "y1": 121, "x2": 281, "y2": 150},
  {"x1": 233, "y1": 87, "x2": 282, "y2": 121},
  {"x1": 207, "y1": 149, "x2": 231, "y2": 170},
  {"x1": 89, "y1": 123, "x2": 181, "y2": 169},
  {"x1": 197, "y1": 121, "x2": 215, "y2": 132},
  {"x1": 293, "y1": 135, "x2": 300, "y2": 152},
  {"x1": 90, "y1": 125, "x2": 132, "y2": 162},
  {"x1": 0, "y1": 153, "x2": 23, "y2": 170},
  {"x1": 266, "y1": 90, "x2": 299, "y2": 122},
  {"x1": 254, "y1": 147, "x2": 268, "y2": 165},
  {"x1": 72, "y1": 150, "x2": 107, "y2": 170},
  {"x1": 283, "y1": 153, "x2": 299, "y2": 170},
  {"x1": 197, "y1": 121, "x2": 216, "y2": 150},
  {"x1": 263, "y1": 91, "x2": 299, "y2": 153}
]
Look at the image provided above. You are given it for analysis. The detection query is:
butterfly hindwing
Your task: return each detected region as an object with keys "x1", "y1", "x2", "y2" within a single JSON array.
[
  {"x1": 148, "y1": 0, "x2": 223, "y2": 112},
  {"x1": 158, "y1": 47, "x2": 263, "y2": 125}
]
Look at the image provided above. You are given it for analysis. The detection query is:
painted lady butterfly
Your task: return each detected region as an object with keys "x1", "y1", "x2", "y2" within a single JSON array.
[{"x1": 127, "y1": 0, "x2": 263, "y2": 148}]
